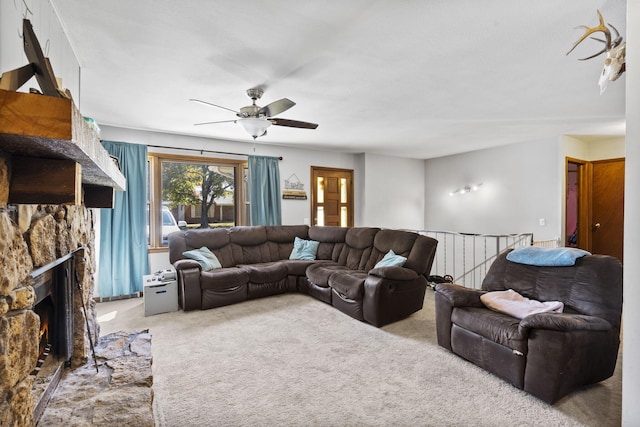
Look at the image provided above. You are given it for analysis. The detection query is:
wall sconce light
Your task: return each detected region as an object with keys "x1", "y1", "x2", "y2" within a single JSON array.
[{"x1": 449, "y1": 183, "x2": 482, "y2": 196}]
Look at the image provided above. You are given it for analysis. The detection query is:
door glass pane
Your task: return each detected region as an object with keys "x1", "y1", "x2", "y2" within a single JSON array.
[
  {"x1": 340, "y1": 207, "x2": 348, "y2": 227},
  {"x1": 317, "y1": 206, "x2": 325, "y2": 226},
  {"x1": 340, "y1": 178, "x2": 347, "y2": 203},
  {"x1": 146, "y1": 203, "x2": 151, "y2": 245},
  {"x1": 146, "y1": 160, "x2": 151, "y2": 245},
  {"x1": 243, "y1": 167, "x2": 249, "y2": 226},
  {"x1": 317, "y1": 177, "x2": 325, "y2": 203}
]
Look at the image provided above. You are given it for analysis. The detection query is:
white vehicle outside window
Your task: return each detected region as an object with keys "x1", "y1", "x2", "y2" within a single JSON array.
[{"x1": 161, "y1": 206, "x2": 182, "y2": 243}]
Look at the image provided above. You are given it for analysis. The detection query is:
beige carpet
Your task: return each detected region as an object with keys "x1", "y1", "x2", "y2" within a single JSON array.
[{"x1": 97, "y1": 290, "x2": 621, "y2": 427}]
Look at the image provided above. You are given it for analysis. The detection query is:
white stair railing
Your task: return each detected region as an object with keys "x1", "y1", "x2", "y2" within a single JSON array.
[{"x1": 417, "y1": 230, "x2": 534, "y2": 289}]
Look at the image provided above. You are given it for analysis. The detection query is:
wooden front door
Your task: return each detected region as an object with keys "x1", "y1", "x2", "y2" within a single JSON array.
[
  {"x1": 311, "y1": 167, "x2": 354, "y2": 227},
  {"x1": 591, "y1": 159, "x2": 624, "y2": 262}
]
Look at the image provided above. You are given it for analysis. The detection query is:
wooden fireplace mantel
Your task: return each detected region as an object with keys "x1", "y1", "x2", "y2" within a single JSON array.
[{"x1": 0, "y1": 89, "x2": 126, "y2": 207}]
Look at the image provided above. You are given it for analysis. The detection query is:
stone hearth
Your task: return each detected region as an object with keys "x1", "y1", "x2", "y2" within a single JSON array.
[{"x1": 37, "y1": 330, "x2": 154, "y2": 426}]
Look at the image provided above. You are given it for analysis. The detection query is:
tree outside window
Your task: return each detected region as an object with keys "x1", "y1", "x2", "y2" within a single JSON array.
[{"x1": 161, "y1": 161, "x2": 236, "y2": 229}]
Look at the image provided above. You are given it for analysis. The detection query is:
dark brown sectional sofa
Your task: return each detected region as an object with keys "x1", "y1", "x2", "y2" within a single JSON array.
[{"x1": 168, "y1": 225, "x2": 438, "y2": 327}]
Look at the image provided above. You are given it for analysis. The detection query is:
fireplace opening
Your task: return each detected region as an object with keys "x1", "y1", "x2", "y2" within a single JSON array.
[
  {"x1": 32, "y1": 295, "x2": 55, "y2": 375},
  {"x1": 30, "y1": 249, "x2": 79, "y2": 423},
  {"x1": 31, "y1": 254, "x2": 75, "y2": 368}
]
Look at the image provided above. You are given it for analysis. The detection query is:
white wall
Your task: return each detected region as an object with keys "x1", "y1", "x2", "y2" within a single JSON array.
[
  {"x1": 358, "y1": 153, "x2": 425, "y2": 230},
  {"x1": 586, "y1": 136, "x2": 625, "y2": 160},
  {"x1": 623, "y1": 0, "x2": 639, "y2": 423},
  {"x1": 0, "y1": 0, "x2": 80, "y2": 100},
  {"x1": 563, "y1": 135, "x2": 625, "y2": 161},
  {"x1": 424, "y1": 138, "x2": 561, "y2": 241}
]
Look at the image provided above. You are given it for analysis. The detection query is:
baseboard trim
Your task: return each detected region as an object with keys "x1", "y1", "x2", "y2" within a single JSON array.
[{"x1": 94, "y1": 292, "x2": 142, "y2": 303}]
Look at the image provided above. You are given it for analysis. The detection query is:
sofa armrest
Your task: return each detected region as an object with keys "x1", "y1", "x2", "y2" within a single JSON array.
[
  {"x1": 362, "y1": 274, "x2": 427, "y2": 327},
  {"x1": 434, "y1": 283, "x2": 484, "y2": 308},
  {"x1": 174, "y1": 259, "x2": 202, "y2": 271},
  {"x1": 368, "y1": 266, "x2": 418, "y2": 281},
  {"x1": 175, "y1": 267, "x2": 202, "y2": 311},
  {"x1": 519, "y1": 313, "x2": 612, "y2": 332}
]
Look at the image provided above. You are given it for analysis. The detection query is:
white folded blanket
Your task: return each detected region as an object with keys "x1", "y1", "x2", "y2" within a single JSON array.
[{"x1": 480, "y1": 289, "x2": 564, "y2": 319}]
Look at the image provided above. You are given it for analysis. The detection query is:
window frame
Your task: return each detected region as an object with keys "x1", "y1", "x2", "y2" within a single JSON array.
[{"x1": 147, "y1": 152, "x2": 248, "y2": 252}]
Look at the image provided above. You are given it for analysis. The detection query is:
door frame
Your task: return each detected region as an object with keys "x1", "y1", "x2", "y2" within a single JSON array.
[{"x1": 566, "y1": 157, "x2": 591, "y2": 250}]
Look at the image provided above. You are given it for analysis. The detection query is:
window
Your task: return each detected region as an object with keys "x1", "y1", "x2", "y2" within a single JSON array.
[{"x1": 147, "y1": 153, "x2": 247, "y2": 250}]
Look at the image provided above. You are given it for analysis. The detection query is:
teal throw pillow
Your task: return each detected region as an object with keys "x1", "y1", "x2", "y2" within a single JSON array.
[
  {"x1": 182, "y1": 246, "x2": 222, "y2": 271},
  {"x1": 289, "y1": 237, "x2": 320, "y2": 260},
  {"x1": 374, "y1": 249, "x2": 407, "y2": 268}
]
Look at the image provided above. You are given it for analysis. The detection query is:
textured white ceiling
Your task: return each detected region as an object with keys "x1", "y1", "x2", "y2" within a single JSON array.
[{"x1": 51, "y1": 0, "x2": 626, "y2": 159}]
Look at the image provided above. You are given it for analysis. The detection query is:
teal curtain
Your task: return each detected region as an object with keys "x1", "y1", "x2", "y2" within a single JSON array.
[
  {"x1": 99, "y1": 141, "x2": 149, "y2": 297},
  {"x1": 248, "y1": 155, "x2": 282, "y2": 225}
]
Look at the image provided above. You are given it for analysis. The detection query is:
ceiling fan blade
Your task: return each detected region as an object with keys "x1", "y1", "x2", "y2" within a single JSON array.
[
  {"x1": 258, "y1": 98, "x2": 295, "y2": 117},
  {"x1": 189, "y1": 98, "x2": 239, "y2": 114},
  {"x1": 270, "y1": 118, "x2": 318, "y2": 129},
  {"x1": 193, "y1": 119, "x2": 237, "y2": 126}
]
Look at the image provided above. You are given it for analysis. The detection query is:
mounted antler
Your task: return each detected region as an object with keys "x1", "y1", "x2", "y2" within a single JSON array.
[{"x1": 567, "y1": 10, "x2": 626, "y2": 94}]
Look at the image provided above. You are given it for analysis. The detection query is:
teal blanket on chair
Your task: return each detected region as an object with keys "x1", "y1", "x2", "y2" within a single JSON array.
[{"x1": 506, "y1": 246, "x2": 591, "y2": 267}]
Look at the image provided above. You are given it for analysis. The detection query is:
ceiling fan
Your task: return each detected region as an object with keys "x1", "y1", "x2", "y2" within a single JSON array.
[{"x1": 190, "y1": 88, "x2": 318, "y2": 140}]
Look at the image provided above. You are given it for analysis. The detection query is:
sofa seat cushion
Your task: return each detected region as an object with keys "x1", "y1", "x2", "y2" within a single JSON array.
[
  {"x1": 278, "y1": 259, "x2": 332, "y2": 276},
  {"x1": 329, "y1": 271, "x2": 368, "y2": 300},
  {"x1": 306, "y1": 262, "x2": 346, "y2": 287},
  {"x1": 201, "y1": 267, "x2": 249, "y2": 291},
  {"x1": 452, "y1": 306, "x2": 528, "y2": 353},
  {"x1": 238, "y1": 262, "x2": 288, "y2": 284}
]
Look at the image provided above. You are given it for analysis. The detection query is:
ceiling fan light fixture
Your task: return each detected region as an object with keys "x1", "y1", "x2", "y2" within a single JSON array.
[
  {"x1": 191, "y1": 89, "x2": 317, "y2": 137},
  {"x1": 238, "y1": 117, "x2": 271, "y2": 139}
]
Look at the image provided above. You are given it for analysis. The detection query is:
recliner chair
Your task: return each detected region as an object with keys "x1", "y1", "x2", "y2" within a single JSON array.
[{"x1": 434, "y1": 248, "x2": 622, "y2": 404}]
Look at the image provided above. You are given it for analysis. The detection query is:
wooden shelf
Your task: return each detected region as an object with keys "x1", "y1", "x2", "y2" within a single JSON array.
[{"x1": 0, "y1": 89, "x2": 126, "y2": 192}]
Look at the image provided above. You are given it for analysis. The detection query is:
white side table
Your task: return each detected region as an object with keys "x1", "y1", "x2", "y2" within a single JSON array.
[{"x1": 143, "y1": 274, "x2": 178, "y2": 316}]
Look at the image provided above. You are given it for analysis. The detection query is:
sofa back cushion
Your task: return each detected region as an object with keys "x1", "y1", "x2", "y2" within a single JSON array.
[
  {"x1": 308, "y1": 226, "x2": 348, "y2": 261},
  {"x1": 266, "y1": 225, "x2": 310, "y2": 260},
  {"x1": 336, "y1": 227, "x2": 380, "y2": 270},
  {"x1": 168, "y1": 228, "x2": 231, "y2": 265},
  {"x1": 368, "y1": 230, "x2": 438, "y2": 275},
  {"x1": 228, "y1": 226, "x2": 271, "y2": 265},
  {"x1": 482, "y1": 249, "x2": 623, "y2": 329},
  {"x1": 227, "y1": 225, "x2": 312, "y2": 265}
]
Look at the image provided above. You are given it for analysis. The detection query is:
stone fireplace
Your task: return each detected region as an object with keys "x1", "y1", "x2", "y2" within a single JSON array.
[{"x1": 0, "y1": 156, "x2": 100, "y2": 426}]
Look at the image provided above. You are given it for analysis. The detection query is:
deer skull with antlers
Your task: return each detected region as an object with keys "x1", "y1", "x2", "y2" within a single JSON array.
[{"x1": 567, "y1": 10, "x2": 626, "y2": 94}]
